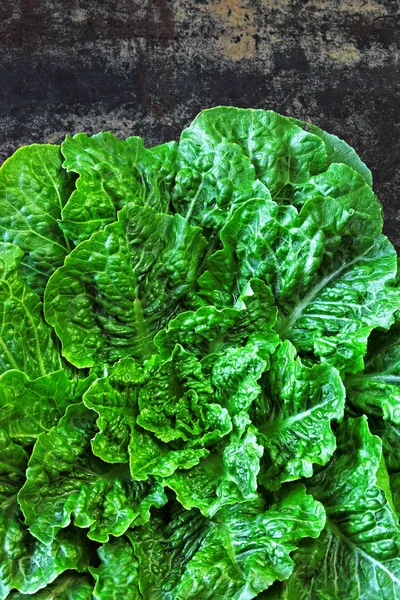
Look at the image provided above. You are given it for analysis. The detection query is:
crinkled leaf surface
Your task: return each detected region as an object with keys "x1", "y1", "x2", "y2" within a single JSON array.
[
  {"x1": 44, "y1": 204, "x2": 206, "y2": 367},
  {"x1": 0, "y1": 369, "x2": 94, "y2": 446},
  {"x1": 18, "y1": 403, "x2": 167, "y2": 544},
  {"x1": 60, "y1": 133, "x2": 177, "y2": 243},
  {"x1": 155, "y1": 278, "x2": 278, "y2": 362},
  {"x1": 199, "y1": 192, "x2": 398, "y2": 372},
  {"x1": 90, "y1": 536, "x2": 141, "y2": 600},
  {"x1": 0, "y1": 432, "x2": 90, "y2": 598},
  {"x1": 0, "y1": 243, "x2": 61, "y2": 378},
  {"x1": 136, "y1": 345, "x2": 231, "y2": 445},
  {"x1": 165, "y1": 427, "x2": 264, "y2": 517},
  {"x1": 180, "y1": 107, "x2": 327, "y2": 201},
  {"x1": 273, "y1": 417, "x2": 400, "y2": 599},
  {"x1": 131, "y1": 486, "x2": 325, "y2": 600},
  {"x1": 256, "y1": 340, "x2": 345, "y2": 489},
  {"x1": 172, "y1": 136, "x2": 271, "y2": 235},
  {"x1": 0, "y1": 144, "x2": 73, "y2": 294},
  {"x1": 346, "y1": 322, "x2": 400, "y2": 423},
  {"x1": 83, "y1": 350, "x2": 217, "y2": 478},
  {"x1": 288, "y1": 116, "x2": 373, "y2": 186},
  {"x1": 8, "y1": 574, "x2": 94, "y2": 599}
]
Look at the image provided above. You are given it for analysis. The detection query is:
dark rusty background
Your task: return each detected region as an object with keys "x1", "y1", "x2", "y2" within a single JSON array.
[{"x1": 0, "y1": 0, "x2": 399, "y2": 245}]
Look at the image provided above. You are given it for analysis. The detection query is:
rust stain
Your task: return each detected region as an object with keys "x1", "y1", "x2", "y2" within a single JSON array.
[{"x1": 199, "y1": 0, "x2": 257, "y2": 61}]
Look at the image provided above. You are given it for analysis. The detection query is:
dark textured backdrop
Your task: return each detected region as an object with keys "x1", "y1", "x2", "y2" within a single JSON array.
[{"x1": 1, "y1": 0, "x2": 399, "y2": 244}]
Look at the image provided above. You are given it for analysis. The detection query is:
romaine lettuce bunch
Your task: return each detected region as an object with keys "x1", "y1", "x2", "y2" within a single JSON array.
[{"x1": 1, "y1": 107, "x2": 400, "y2": 599}]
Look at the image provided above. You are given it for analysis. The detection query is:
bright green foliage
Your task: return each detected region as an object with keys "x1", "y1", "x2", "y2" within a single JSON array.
[
  {"x1": 60, "y1": 133, "x2": 177, "y2": 243},
  {"x1": 1, "y1": 106, "x2": 399, "y2": 598},
  {"x1": 272, "y1": 417, "x2": 400, "y2": 599},
  {"x1": 0, "y1": 243, "x2": 62, "y2": 378},
  {"x1": 288, "y1": 116, "x2": 373, "y2": 185},
  {"x1": 131, "y1": 486, "x2": 325, "y2": 600},
  {"x1": 0, "y1": 369, "x2": 94, "y2": 445},
  {"x1": 8, "y1": 574, "x2": 94, "y2": 599},
  {"x1": 44, "y1": 204, "x2": 206, "y2": 367},
  {"x1": 0, "y1": 145, "x2": 74, "y2": 294},
  {"x1": 256, "y1": 340, "x2": 345, "y2": 489},
  {"x1": 0, "y1": 431, "x2": 90, "y2": 597},
  {"x1": 90, "y1": 537, "x2": 141, "y2": 599},
  {"x1": 18, "y1": 403, "x2": 167, "y2": 544}
]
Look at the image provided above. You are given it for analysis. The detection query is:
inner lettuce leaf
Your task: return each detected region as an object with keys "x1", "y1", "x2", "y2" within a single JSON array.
[{"x1": 0, "y1": 106, "x2": 399, "y2": 599}]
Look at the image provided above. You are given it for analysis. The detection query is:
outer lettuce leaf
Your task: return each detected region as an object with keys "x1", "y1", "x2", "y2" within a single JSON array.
[
  {"x1": 199, "y1": 193, "x2": 399, "y2": 373},
  {"x1": 60, "y1": 133, "x2": 177, "y2": 243},
  {"x1": 131, "y1": 486, "x2": 325, "y2": 599},
  {"x1": 0, "y1": 243, "x2": 62, "y2": 378},
  {"x1": 180, "y1": 107, "x2": 327, "y2": 201},
  {"x1": 291, "y1": 163, "x2": 379, "y2": 225},
  {"x1": 90, "y1": 537, "x2": 141, "y2": 599},
  {"x1": 18, "y1": 403, "x2": 167, "y2": 544},
  {"x1": 0, "y1": 144, "x2": 74, "y2": 294},
  {"x1": 0, "y1": 432, "x2": 90, "y2": 598},
  {"x1": 288, "y1": 115, "x2": 373, "y2": 186},
  {"x1": 272, "y1": 417, "x2": 400, "y2": 599},
  {"x1": 0, "y1": 369, "x2": 94, "y2": 446},
  {"x1": 172, "y1": 136, "x2": 271, "y2": 234},
  {"x1": 44, "y1": 204, "x2": 206, "y2": 367},
  {"x1": 8, "y1": 574, "x2": 94, "y2": 599},
  {"x1": 346, "y1": 322, "x2": 400, "y2": 424},
  {"x1": 256, "y1": 340, "x2": 345, "y2": 490}
]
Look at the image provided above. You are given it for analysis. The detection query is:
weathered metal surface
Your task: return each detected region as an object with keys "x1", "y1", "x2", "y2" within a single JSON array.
[{"x1": 0, "y1": 0, "x2": 399, "y2": 243}]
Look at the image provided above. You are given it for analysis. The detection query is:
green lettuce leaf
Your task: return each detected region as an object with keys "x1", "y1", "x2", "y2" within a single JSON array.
[
  {"x1": 288, "y1": 116, "x2": 373, "y2": 186},
  {"x1": 131, "y1": 486, "x2": 325, "y2": 599},
  {"x1": 44, "y1": 204, "x2": 206, "y2": 367},
  {"x1": 0, "y1": 144, "x2": 74, "y2": 294},
  {"x1": 18, "y1": 403, "x2": 167, "y2": 544},
  {"x1": 164, "y1": 426, "x2": 263, "y2": 516},
  {"x1": 8, "y1": 574, "x2": 94, "y2": 599},
  {"x1": 90, "y1": 537, "x2": 140, "y2": 599},
  {"x1": 199, "y1": 193, "x2": 399, "y2": 372},
  {"x1": 172, "y1": 136, "x2": 271, "y2": 235},
  {"x1": 0, "y1": 369, "x2": 94, "y2": 446},
  {"x1": 0, "y1": 431, "x2": 90, "y2": 598},
  {"x1": 83, "y1": 347, "x2": 231, "y2": 480},
  {"x1": 60, "y1": 133, "x2": 177, "y2": 243},
  {"x1": 180, "y1": 107, "x2": 327, "y2": 202},
  {"x1": 155, "y1": 278, "x2": 279, "y2": 362},
  {"x1": 256, "y1": 340, "x2": 345, "y2": 490},
  {"x1": 0, "y1": 243, "x2": 62, "y2": 378},
  {"x1": 272, "y1": 417, "x2": 400, "y2": 599},
  {"x1": 346, "y1": 322, "x2": 400, "y2": 423}
]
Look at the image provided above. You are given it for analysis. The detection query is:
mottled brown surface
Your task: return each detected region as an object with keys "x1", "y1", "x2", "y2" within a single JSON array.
[{"x1": 0, "y1": 0, "x2": 399, "y2": 243}]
